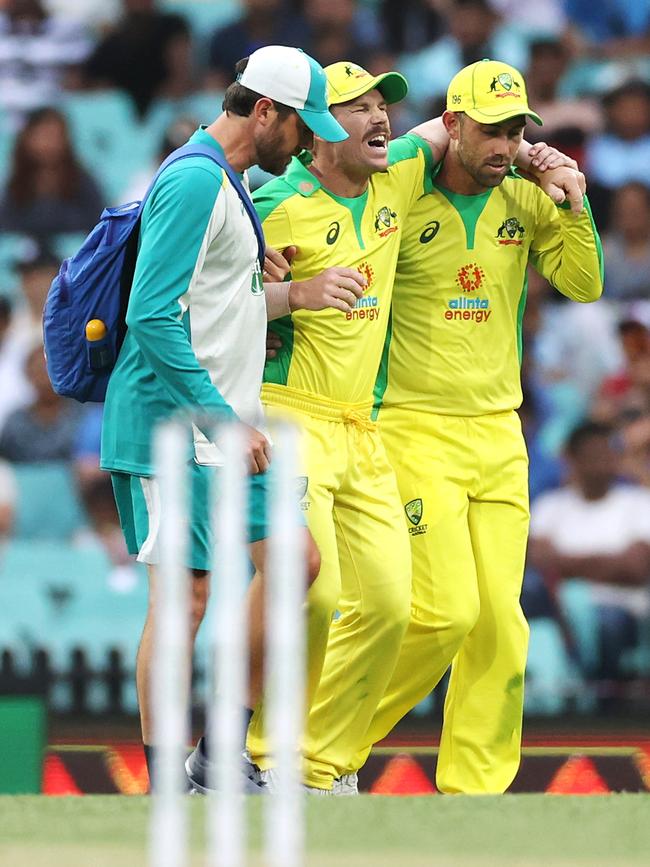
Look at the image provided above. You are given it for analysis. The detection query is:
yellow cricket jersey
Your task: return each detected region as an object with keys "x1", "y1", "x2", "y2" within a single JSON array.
[
  {"x1": 255, "y1": 134, "x2": 433, "y2": 406},
  {"x1": 373, "y1": 174, "x2": 604, "y2": 417}
]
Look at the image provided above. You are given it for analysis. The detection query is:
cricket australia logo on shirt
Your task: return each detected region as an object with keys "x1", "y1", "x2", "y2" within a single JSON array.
[
  {"x1": 345, "y1": 261, "x2": 380, "y2": 323},
  {"x1": 250, "y1": 259, "x2": 264, "y2": 295},
  {"x1": 497, "y1": 217, "x2": 525, "y2": 246},
  {"x1": 405, "y1": 498, "x2": 428, "y2": 536},
  {"x1": 444, "y1": 263, "x2": 492, "y2": 324},
  {"x1": 374, "y1": 206, "x2": 398, "y2": 238}
]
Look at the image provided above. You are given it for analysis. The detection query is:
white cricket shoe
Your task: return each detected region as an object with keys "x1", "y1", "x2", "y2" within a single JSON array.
[
  {"x1": 259, "y1": 767, "x2": 334, "y2": 795},
  {"x1": 260, "y1": 767, "x2": 357, "y2": 795},
  {"x1": 331, "y1": 773, "x2": 359, "y2": 796}
]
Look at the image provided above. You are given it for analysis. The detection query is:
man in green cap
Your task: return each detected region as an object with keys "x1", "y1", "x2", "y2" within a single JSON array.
[{"x1": 345, "y1": 59, "x2": 603, "y2": 794}]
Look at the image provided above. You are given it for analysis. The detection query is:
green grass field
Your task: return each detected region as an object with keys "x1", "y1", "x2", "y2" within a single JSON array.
[{"x1": 1, "y1": 794, "x2": 649, "y2": 866}]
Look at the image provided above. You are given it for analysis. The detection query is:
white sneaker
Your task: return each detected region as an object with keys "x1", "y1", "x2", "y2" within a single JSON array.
[
  {"x1": 332, "y1": 773, "x2": 359, "y2": 796},
  {"x1": 260, "y1": 767, "x2": 334, "y2": 795}
]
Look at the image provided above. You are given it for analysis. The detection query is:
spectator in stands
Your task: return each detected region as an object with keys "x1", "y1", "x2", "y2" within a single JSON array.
[
  {"x1": 617, "y1": 357, "x2": 650, "y2": 489},
  {"x1": 594, "y1": 320, "x2": 650, "y2": 425},
  {"x1": 72, "y1": 403, "x2": 105, "y2": 494},
  {"x1": 209, "y1": 0, "x2": 379, "y2": 89},
  {"x1": 565, "y1": 0, "x2": 650, "y2": 60},
  {"x1": 0, "y1": 294, "x2": 31, "y2": 433},
  {"x1": 523, "y1": 38, "x2": 602, "y2": 158},
  {"x1": 378, "y1": 0, "x2": 444, "y2": 55},
  {"x1": 528, "y1": 421, "x2": 650, "y2": 701},
  {"x1": 398, "y1": 0, "x2": 528, "y2": 113},
  {"x1": 531, "y1": 268, "x2": 622, "y2": 436},
  {"x1": 208, "y1": 0, "x2": 306, "y2": 89},
  {"x1": 300, "y1": 0, "x2": 381, "y2": 69},
  {"x1": 8, "y1": 243, "x2": 57, "y2": 349},
  {"x1": 45, "y1": 0, "x2": 121, "y2": 34},
  {"x1": 602, "y1": 183, "x2": 650, "y2": 301},
  {"x1": 0, "y1": 107, "x2": 104, "y2": 237},
  {"x1": 84, "y1": 0, "x2": 194, "y2": 117},
  {"x1": 584, "y1": 82, "x2": 650, "y2": 227},
  {"x1": 0, "y1": 344, "x2": 81, "y2": 462},
  {"x1": 0, "y1": 0, "x2": 93, "y2": 129},
  {"x1": 490, "y1": 0, "x2": 567, "y2": 39},
  {"x1": 120, "y1": 115, "x2": 198, "y2": 202},
  {"x1": 0, "y1": 456, "x2": 16, "y2": 537},
  {"x1": 0, "y1": 245, "x2": 60, "y2": 429},
  {"x1": 74, "y1": 472, "x2": 138, "y2": 591}
]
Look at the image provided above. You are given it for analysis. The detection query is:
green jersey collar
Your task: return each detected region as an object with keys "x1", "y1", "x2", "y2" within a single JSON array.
[{"x1": 284, "y1": 152, "x2": 322, "y2": 197}]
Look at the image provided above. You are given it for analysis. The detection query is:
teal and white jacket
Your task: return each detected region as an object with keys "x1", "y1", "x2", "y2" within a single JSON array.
[{"x1": 101, "y1": 127, "x2": 267, "y2": 476}]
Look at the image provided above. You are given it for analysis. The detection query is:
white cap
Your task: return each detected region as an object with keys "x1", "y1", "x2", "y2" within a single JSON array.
[{"x1": 238, "y1": 45, "x2": 348, "y2": 142}]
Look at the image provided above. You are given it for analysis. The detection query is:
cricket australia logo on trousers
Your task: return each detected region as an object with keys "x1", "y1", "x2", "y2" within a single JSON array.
[
  {"x1": 296, "y1": 476, "x2": 310, "y2": 510},
  {"x1": 405, "y1": 498, "x2": 428, "y2": 536}
]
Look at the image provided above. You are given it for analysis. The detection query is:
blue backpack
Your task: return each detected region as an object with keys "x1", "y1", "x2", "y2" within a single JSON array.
[{"x1": 43, "y1": 143, "x2": 266, "y2": 403}]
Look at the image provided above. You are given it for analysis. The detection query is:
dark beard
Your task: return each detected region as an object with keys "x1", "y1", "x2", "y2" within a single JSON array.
[{"x1": 256, "y1": 128, "x2": 293, "y2": 176}]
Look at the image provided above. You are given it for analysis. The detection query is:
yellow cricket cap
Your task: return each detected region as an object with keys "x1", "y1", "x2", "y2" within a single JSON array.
[
  {"x1": 447, "y1": 59, "x2": 543, "y2": 126},
  {"x1": 326, "y1": 61, "x2": 408, "y2": 107}
]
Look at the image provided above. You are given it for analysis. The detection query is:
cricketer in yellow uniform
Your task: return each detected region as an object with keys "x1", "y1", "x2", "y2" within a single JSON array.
[
  {"x1": 349, "y1": 60, "x2": 604, "y2": 794},
  {"x1": 246, "y1": 63, "x2": 435, "y2": 787}
]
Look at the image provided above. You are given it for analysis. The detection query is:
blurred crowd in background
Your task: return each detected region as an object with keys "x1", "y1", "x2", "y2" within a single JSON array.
[{"x1": 1, "y1": 0, "x2": 650, "y2": 720}]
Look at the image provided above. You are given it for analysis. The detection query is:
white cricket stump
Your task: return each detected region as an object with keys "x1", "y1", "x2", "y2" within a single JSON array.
[
  {"x1": 149, "y1": 421, "x2": 191, "y2": 867},
  {"x1": 149, "y1": 418, "x2": 305, "y2": 867},
  {"x1": 265, "y1": 423, "x2": 305, "y2": 867},
  {"x1": 207, "y1": 423, "x2": 249, "y2": 867}
]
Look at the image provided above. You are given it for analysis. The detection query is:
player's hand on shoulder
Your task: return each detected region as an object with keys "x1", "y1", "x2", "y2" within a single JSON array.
[
  {"x1": 264, "y1": 246, "x2": 296, "y2": 282},
  {"x1": 527, "y1": 142, "x2": 578, "y2": 172},
  {"x1": 289, "y1": 266, "x2": 367, "y2": 314},
  {"x1": 538, "y1": 165, "x2": 586, "y2": 215},
  {"x1": 242, "y1": 424, "x2": 272, "y2": 475}
]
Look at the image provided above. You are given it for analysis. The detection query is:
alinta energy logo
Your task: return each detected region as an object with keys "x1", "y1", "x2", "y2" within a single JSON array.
[
  {"x1": 445, "y1": 262, "x2": 492, "y2": 324},
  {"x1": 346, "y1": 261, "x2": 380, "y2": 323},
  {"x1": 456, "y1": 263, "x2": 485, "y2": 293}
]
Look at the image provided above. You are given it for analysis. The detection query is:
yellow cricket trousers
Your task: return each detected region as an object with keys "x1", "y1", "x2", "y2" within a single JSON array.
[
  {"x1": 246, "y1": 386, "x2": 412, "y2": 788},
  {"x1": 351, "y1": 407, "x2": 530, "y2": 794}
]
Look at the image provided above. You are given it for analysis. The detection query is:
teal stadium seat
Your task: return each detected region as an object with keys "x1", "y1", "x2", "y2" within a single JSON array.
[
  {"x1": 60, "y1": 90, "x2": 146, "y2": 203},
  {"x1": 162, "y1": 0, "x2": 241, "y2": 38},
  {"x1": 13, "y1": 462, "x2": 86, "y2": 541},
  {"x1": 558, "y1": 579, "x2": 602, "y2": 676},
  {"x1": 0, "y1": 540, "x2": 148, "y2": 712},
  {"x1": 525, "y1": 617, "x2": 584, "y2": 715},
  {"x1": 0, "y1": 112, "x2": 14, "y2": 187},
  {"x1": 141, "y1": 90, "x2": 225, "y2": 159},
  {"x1": 0, "y1": 233, "x2": 41, "y2": 299},
  {"x1": 182, "y1": 90, "x2": 225, "y2": 125}
]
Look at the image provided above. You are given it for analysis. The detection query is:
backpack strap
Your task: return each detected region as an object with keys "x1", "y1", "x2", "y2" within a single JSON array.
[{"x1": 136, "y1": 142, "x2": 266, "y2": 269}]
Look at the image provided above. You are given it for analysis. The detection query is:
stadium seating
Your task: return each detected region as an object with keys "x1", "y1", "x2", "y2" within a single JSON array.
[
  {"x1": 161, "y1": 0, "x2": 241, "y2": 38},
  {"x1": 0, "y1": 539, "x2": 148, "y2": 712},
  {"x1": 13, "y1": 462, "x2": 86, "y2": 541},
  {"x1": 525, "y1": 617, "x2": 583, "y2": 715},
  {"x1": 60, "y1": 90, "x2": 146, "y2": 203}
]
